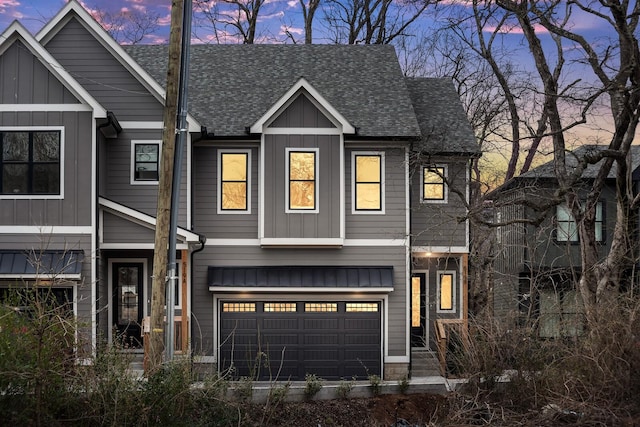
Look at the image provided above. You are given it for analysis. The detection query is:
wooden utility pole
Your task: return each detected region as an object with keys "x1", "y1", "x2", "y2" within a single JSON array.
[{"x1": 148, "y1": 0, "x2": 184, "y2": 373}]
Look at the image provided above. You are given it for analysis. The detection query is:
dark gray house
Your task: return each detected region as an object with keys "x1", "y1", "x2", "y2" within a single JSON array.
[
  {"x1": 0, "y1": 0, "x2": 478, "y2": 380},
  {"x1": 491, "y1": 145, "x2": 640, "y2": 337}
]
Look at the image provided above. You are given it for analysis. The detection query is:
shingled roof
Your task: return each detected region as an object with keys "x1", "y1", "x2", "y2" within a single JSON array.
[{"x1": 124, "y1": 44, "x2": 478, "y2": 153}]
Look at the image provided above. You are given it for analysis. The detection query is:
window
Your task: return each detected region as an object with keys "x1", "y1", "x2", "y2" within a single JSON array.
[
  {"x1": 353, "y1": 152, "x2": 384, "y2": 212},
  {"x1": 345, "y1": 302, "x2": 379, "y2": 312},
  {"x1": 304, "y1": 302, "x2": 337, "y2": 312},
  {"x1": 556, "y1": 202, "x2": 603, "y2": 242},
  {"x1": 437, "y1": 271, "x2": 455, "y2": 312},
  {"x1": 422, "y1": 165, "x2": 447, "y2": 202},
  {"x1": 0, "y1": 129, "x2": 61, "y2": 196},
  {"x1": 132, "y1": 141, "x2": 159, "y2": 184},
  {"x1": 222, "y1": 302, "x2": 256, "y2": 312},
  {"x1": 218, "y1": 151, "x2": 250, "y2": 213},
  {"x1": 264, "y1": 302, "x2": 297, "y2": 312},
  {"x1": 287, "y1": 148, "x2": 318, "y2": 212},
  {"x1": 539, "y1": 289, "x2": 584, "y2": 338}
]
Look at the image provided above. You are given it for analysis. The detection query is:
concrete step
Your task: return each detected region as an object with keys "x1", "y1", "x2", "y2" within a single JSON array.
[{"x1": 411, "y1": 351, "x2": 442, "y2": 377}]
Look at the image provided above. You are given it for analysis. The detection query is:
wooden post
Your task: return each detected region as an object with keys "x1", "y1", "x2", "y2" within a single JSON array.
[{"x1": 148, "y1": 0, "x2": 184, "y2": 373}]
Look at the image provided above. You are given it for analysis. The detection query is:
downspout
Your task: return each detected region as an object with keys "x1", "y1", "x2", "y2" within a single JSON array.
[{"x1": 166, "y1": 0, "x2": 192, "y2": 361}]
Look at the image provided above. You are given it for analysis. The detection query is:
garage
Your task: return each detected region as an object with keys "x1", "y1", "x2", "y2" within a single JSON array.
[{"x1": 218, "y1": 300, "x2": 382, "y2": 380}]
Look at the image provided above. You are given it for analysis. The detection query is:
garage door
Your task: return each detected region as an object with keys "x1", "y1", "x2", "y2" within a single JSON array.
[{"x1": 219, "y1": 301, "x2": 381, "y2": 380}]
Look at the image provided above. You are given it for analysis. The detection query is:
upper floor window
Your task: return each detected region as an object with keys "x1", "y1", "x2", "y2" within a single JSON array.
[
  {"x1": 353, "y1": 152, "x2": 384, "y2": 213},
  {"x1": 556, "y1": 202, "x2": 603, "y2": 243},
  {"x1": 422, "y1": 165, "x2": 447, "y2": 203},
  {"x1": 286, "y1": 148, "x2": 318, "y2": 213},
  {"x1": 0, "y1": 129, "x2": 61, "y2": 196},
  {"x1": 218, "y1": 150, "x2": 250, "y2": 213},
  {"x1": 131, "y1": 141, "x2": 159, "y2": 184}
]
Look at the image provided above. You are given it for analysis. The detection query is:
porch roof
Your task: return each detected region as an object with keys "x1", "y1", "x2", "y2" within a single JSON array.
[
  {"x1": 208, "y1": 266, "x2": 394, "y2": 292},
  {"x1": 0, "y1": 250, "x2": 84, "y2": 279}
]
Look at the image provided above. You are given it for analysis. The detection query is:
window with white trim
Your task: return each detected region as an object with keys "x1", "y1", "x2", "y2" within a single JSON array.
[
  {"x1": 218, "y1": 150, "x2": 250, "y2": 213},
  {"x1": 437, "y1": 271, "x2": 456, "y2": 312},
  {"x1": 422, "y1": 165, "x2": 447, "y2": 203},
  {"x1": 353, "y1": 152, "x2": 384, "y2": 213},
  {"x1": 286, "y1": 148, "x2": 318, "y2": 212},
  {"x1": 131, "y1": 141, "x2": 159, "y2": 184},
  {"x1": 1, "y1": 129, "x2": 61, "y2": 196}
]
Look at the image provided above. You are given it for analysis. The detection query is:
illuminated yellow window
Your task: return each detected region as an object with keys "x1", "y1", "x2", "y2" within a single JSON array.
[
  {"x1": 439, "y1": 273, "x2": 454, "y2": 311},
  {"x1": 221, "y1": 152, "x2": 248, "y2": 210},
  {"x1": 304, "y1": 302, "x2": 337, "y2": 312},
  {"x1": 288, "y1": 151, "x2": 316, "y2": 210},
  {"x1": 222, "y1": 302, "x2": 256, "y2": 312},
  {"x1": 423, "y1": 166, "x2": 446, "y2": 201},
  {"x1": 264, "y1": 302, "x2": 297, "y2": 312},
  {"x1": 411, "y1": 276, "x2": 421, "y2": 327},
  {"x1": 346, "y1": 303, "x2": 379, "y2": 312},
  {"x1": 355, "y1": 154, "x2": 382, "y2": 210}
]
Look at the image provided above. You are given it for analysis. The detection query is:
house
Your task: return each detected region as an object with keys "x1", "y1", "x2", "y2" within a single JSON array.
[
  {"x1": 0, "y1": 0, "x2": 478, "y2": 380},
  {"x1": 490, "y1": 145, "x2": 640, "y2": 337}
]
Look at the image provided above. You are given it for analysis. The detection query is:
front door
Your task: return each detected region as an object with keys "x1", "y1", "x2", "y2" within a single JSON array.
[
  {"x1": 411, "y1": 272, "x2": 427, "y2": 347},
  {"x1": 113, "y1": 262, "x2": 144, "y2": 348}
]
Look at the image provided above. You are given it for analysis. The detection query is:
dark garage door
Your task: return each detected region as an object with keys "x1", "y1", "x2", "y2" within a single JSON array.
[{"x1": 219, "y1": 301, "x2": 381, "y2": 380}]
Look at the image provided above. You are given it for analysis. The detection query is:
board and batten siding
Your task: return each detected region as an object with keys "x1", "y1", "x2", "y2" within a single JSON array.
[
  {"x1": 191, "y1": 245, "x2": 408, "y2": 358},
  {"x1": 263, "y1": 134, "x2": 341, "y2": 239},
  {"x1": 101, "y1": 129, "x2": 188, "y2": 224},
  {"x1": 345, "y1": 146, "x2": 407, "y2": 240},
  {"x1": 0, "y1": 111, "x2": 93, "y2": 226},
  {"x1": 268, "y1": 94, "x2": 336, "y2": 128},
  {"x1": 42, "y1": 17, "x2": 164, "y2": 121},
  {"x1": 192, "y1": 145, "x2": 259, "y2": 239},
  {"x1": 410, "y1": 159, "x2": 468, "y2": 248},
  {"x1": 0, "y1": 40, "x2": 79, "y2": 104}
]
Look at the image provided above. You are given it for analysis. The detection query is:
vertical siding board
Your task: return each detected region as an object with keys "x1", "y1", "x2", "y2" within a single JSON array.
[{"x1": 44, "y1": 18, "x2": 164, "y2": 120}]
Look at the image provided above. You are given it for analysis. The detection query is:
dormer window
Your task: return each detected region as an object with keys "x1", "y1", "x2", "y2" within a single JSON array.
[{"x1": 286, "y1": 148, "x2": 318, "y2": 213}]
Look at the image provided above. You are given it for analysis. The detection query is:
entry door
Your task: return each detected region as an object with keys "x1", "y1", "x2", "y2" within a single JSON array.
[
  {"x1": 411, "y1": 273, "x2": 427, "y2": 347},
  {"x1": 113, "y1": 262, "x2": 144, "y2": 348}
]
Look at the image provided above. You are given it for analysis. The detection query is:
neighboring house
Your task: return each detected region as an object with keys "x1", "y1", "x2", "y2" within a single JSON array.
[
  {"x1": 0, "y1": 1, "x2": 478, "y2": 380},
  {"x1": 491, "y1": 145, "x2": 640, "y2": 338}
]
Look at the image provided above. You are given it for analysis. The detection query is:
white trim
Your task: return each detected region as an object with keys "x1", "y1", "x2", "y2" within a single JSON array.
[
  {"x1": 263, "y1": 128, "x2": 342, "y2": 135},
  {"x1": 384, "y1": 356, "x2": 410, "y2": 363},
  {"x1": 107, "y1": 258, "x2": 148, "y2": 345},
  {"x1": 217, "y1": 149, "x2": 252, "y2": 215},
  {"x1": 203, "y1": 238, "x2": 407, "y2": 247},
  {"x1": 130, "y1": 140, "x2": 161, "y2": 186},
  {"x1": 420, "y1": 164, "x2": 448, "y2": 204},
  {"x1": 91, "y1": 111, "x2": 97, "y2": 354},
  {"x1": 259, "y1": 238, "x2": 344, "y2": 247},
  {"x1": 99, "y1": 197, "x2": 201, "y2": 242},
  {"x1": 405, "y1": 147, "x2": 411, "y2": 356},
  {"x1": 411, "y1": 246, "x2": 469, "y2": 254},
  {"x1": 0, "y1": 226, "x2": 92, "y2": 234},
  {"x1": 118, "y1": 121, "x2": 164, "y2": 130},
  {"x1": 351, "y1": 151, "x2": 386, "y2": 215},
  {"x1": 436, "y1": 270, "x2": 457, "y2": 314},
  {"x1": 0, "y1": 126, "x2": 65, "y2": 200},
  {"x1": 0, "y1": 104, "x2": 93, "y2": 112},
  {"x1": 285, "y1": 147, "x2": 320, "y2": 214},
  {"x1": 100, "y1": 242, "x2": 189, "y2": 250},
  {"x1": 205, "y1": 239, "x2": 260, "y2": 246},
  {"x1": 0, "y1": 21, "x2": 106, "y2": 118},
  {"x1": 36, "y1": 1, "x2": 200, "y2": 131},
  {"x1": 343, "y1": 239, "x2": 406, "y2": 246},
  {"x1": 250, "y1": 78, "x2": 355, "y2": 134},
  {"x1": 209, "y1": 286, "x2": 394, "y2": 293}
]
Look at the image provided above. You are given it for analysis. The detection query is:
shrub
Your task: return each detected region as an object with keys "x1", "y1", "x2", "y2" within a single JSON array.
[{"x1": 304, "y1": 373, "x2": 324, "y2": 399}]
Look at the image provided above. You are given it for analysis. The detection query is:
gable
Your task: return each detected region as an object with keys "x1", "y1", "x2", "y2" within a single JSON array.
[
  {"x1": 268, "y1": 94, "x2": 336, "y2": 129},
  {"x1": 42, "y1": 17, "x2": 163, "y2": 121},
  {"x1": 0, "y1": 40, "x2": 80, "y2": 104}
]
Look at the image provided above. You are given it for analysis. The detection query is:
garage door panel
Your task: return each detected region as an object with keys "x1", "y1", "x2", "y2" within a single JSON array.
[{"x1": 220, "y1": 300, "x2": 381, "y2": 380}]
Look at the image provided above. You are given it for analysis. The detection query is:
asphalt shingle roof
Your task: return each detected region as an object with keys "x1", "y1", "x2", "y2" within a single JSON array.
[{"x1": 124, "y1": 44, "x2": 478, "y2": 154}]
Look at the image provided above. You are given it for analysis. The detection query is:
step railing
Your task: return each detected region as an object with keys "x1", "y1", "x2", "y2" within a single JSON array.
[{"x1": 434, "y1": 319, "x2": 468, "y2": 376}]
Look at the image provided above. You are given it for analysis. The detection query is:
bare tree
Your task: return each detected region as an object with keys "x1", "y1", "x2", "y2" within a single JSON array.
[
  {"x1": 94, "y1": 7, "x2": 160, "y2": 44},
  {"x1": 195, "y1": 0, "x2": 266, "y2": 43},
  {"x1": 301, "y1": 0, "x2": 321, "y2": 44},
  {"x1": 323, "y1": 0, "x2": 430, "y2": 44}
]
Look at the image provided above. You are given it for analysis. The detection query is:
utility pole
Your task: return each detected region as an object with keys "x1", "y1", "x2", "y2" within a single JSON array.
[{"x1": 148, "y1": 0, "x2": 184, "y2": 373}]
